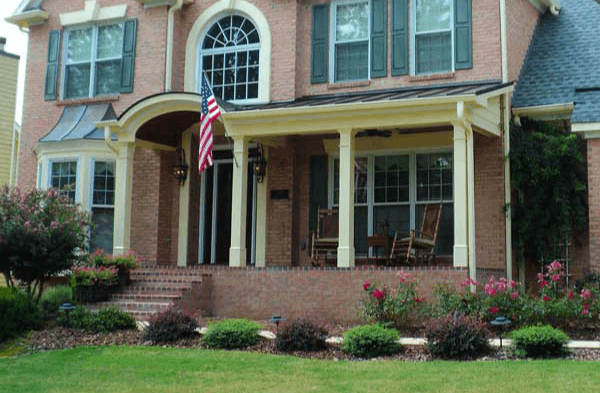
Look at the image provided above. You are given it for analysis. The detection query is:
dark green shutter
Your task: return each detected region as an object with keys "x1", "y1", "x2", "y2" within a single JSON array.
[
  {"x1": 454, "y1": 0, "x2": 472, "y2": 70},
  {"x1": 370, "y1": 0, "x2": 387, "y2": 78},
  {"x1": 391, "y1": 0, "x2": 408, "y2": 76},
  {"x1": 120, "y1": 19, "x2": 137, "y2": 93},
  {"x1": 311, "y1": 5, "x2": 329, "y2": 84},
  {"x1": 44, "y1": 29, "x2": 61, "y2": 101},
  {"x1": 309, "y1": 156, "x2": 328, "y2": 252}
]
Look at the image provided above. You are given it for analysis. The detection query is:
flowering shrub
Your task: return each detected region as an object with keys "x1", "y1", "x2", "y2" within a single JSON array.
[
  {"x1": 426, "y1": 313, "x2": 490, "y2": 360},
  {"x1": 360, "y1": 272, "x2": 425, "y2": 329},
  {"x1": 0, "y1": 186, "x2": 91, "y2": 300},
  {"x1": 91, "y1": 249, "x2": 139, "y2": 270},
  {"x1": 72, "y1": 266, "x2": 118, "y2": 286}
]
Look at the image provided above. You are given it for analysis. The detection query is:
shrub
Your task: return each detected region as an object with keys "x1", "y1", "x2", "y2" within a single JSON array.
[
  {"x1": 425, "y1": 313, "x2": 490, "y2": 360},
  {"x1": 275, "y1": 319, "x2": 328, "y2": 352},
  {"x1": 72, "y1": 266, "x2": 118, "y2": 286},
  {"x1": 91, "y1": 249, "x2": 139, "y2": 270},
  {"x1": 144, "y1": 308, "x2": 199, "y2": 343},
  {"x1": 0, "y1": 287, "x2": 41, "y2": 342},
  {"x1": 56, "y1": 306, "x2": 136, "y2": 333},
  {"x1": 342, "y1": 324, "x2": 401, "y2": 358},
  {"x1": 40, "y1": 285, "x2": 74, "y2": 317},
  {"x1": 203, "y1": 319, "x2": 262, "y2": 349},
  {"x1": 510, "y1": 325, "x2": 569, "y2": 358}
]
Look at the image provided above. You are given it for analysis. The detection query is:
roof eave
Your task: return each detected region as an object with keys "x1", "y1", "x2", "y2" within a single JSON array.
[
  {"x1": 528, "y1": 0, "x2": 561, "y2": 15},
  {"x1": 5, "y1": 10, "x2": 49, "y2": 29}
]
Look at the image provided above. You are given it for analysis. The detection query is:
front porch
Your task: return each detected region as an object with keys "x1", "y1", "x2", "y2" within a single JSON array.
[{"x1": 96, "y1": 81, "x2": 512, "y2": 277}]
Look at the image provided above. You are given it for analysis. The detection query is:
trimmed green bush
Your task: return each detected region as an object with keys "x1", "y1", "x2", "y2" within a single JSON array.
[
  {"x1": 510, "y1": 325, "x2": 569, "y2": 358},
  {"x1": 425, "y1": 313, "x2": 490, "y2": 360},
  {"x1": 40, "y1": 285, "x2": 74, "y2": 318},
  {"x1": 275, "y1": 319, "x2": 328, "y2": 352},
  {"x1": 203, "y1": 319, "x2": 262, "y2": 349},
  {"x1": 56, "y1": 306, "x2": 136, "y2": 333},
  {"x1": 342, "y1": 324, "x2": 401, "y2": 358},
  {"x1": 144, "y1": 308, "x2": 199, "y2": 343},
  {"x1": 0, "y1": 287, "x2": 41, "y2": 342}
]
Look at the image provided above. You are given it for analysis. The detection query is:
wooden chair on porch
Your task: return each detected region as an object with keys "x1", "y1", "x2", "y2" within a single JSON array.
[
  {"x1": 311, "y1": 207, "x2": 339, "y2": 267},
  {"x1": 389, "y1": 204, "x2": 442, "y2": 266}
]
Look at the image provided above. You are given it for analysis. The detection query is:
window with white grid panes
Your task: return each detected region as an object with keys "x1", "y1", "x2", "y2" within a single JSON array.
[
  {"x1": 414, "y1": 0, "x2": 453, "y2": 74},
  {"x1": 331, "y1": 0, "x2": 370, "y2": 82},
  {"x1": 51, "y1": 161, "x2": 77, "y2": 201},
  {"x1": 90, "y1": 161, "x2": 115, "y2": 254},
  {"x1": 333, "y1": 157, "x2": 368, "y2": 205},
  {"x1": 63, "y1": 23, "x2": 123, "y2": 99},
  {"x1": 201, "y1": 15, "x2": 260, "y2": 102},
  {"x1": 416, "y1": 152, "x2": 453, "y2": 202}
]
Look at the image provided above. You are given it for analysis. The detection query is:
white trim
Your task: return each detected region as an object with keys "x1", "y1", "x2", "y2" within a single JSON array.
[
  {"x1": 329, "y1": 0, "x2": 371, "y2": 83},
  {"x1": 59, "y1": 1, "x2": 128, "y2": 27},
  {"x1": 185, "y1": 0, "x2": 272, "y2": 103}
]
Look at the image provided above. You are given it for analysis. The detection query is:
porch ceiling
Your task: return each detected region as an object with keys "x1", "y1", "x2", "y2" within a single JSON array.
[
  {"x1": 136, "y1": 111, "x2": 199, "y2": 147},
  {"x1": 223, "y1": 81, "x2": 513, "y2": 138}
]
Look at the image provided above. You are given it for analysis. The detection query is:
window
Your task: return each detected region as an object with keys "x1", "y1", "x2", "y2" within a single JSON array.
[
  {"x1": 414, "y1": 0, "x2": 453, "y2": 74},
  {"x1": 90, "y1": 161, "x2": 115, "y2": 254},
  {"x1": 50, "y1": 161, "x2": 77, "y2": 201},
  {"x1": 201, "y1": 15, "x2": 260, "y2": 102},
  {"x1": 63, "y1": 23, "x2": 123, "y2": 99},
  {"x1": 331, "y1": 0, "x2": 370, "y2": 82},
  {"x1": 330, "y1": 152, "x2": 453, "y2": 255}
]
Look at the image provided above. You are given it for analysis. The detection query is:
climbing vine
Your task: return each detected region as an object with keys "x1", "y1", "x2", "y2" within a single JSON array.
[{"x1": 510, "y1": 118, "x2": 587, "y2": 266}]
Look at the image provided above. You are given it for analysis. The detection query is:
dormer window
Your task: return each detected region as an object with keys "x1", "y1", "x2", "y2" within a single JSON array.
[{"x1": 200, "y1": 15, "x2": 261, "y2": 102}]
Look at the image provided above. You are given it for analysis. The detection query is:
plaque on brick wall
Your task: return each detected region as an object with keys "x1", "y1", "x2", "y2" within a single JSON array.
[{"x1": 270, "y1": 189, "x2": 289, "y2": 200}]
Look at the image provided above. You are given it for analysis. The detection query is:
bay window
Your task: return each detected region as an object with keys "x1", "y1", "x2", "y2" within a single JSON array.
[
  {"x1": 50, "y1": 160, "x2": 78, "y2": 201},
  {"x1": 90, "y1": 161, "x2": 115, "y2": 254}
]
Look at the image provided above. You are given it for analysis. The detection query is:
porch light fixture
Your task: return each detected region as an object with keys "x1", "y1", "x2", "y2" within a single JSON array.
[
  {"x1": 173, "y1": 141, "x2": 189, "y2": 186},
  {"x1": 254, "y1": 142, "x2": 267, "y2": 183}
]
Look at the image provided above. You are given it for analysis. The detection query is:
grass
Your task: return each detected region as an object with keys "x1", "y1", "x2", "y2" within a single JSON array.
[{"x1": 1, "y1": 346, "x2": 599, "y2": 393}]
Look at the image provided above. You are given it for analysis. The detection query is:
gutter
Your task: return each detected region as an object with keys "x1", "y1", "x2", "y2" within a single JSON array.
[
  {"x1": 165, "y1": 0, "x2": 184, "y2": 92},
  {"x1": 499, "y1": 0, "x2": 513, "y2": 281}
]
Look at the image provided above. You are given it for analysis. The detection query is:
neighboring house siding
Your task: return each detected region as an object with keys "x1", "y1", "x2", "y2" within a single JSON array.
[
  {"x1": 0, "y1": 52, "x2": 19, "y2": 187},
  {"x1": 507, "y1": 0, "x2": 539, "y2": 83}
]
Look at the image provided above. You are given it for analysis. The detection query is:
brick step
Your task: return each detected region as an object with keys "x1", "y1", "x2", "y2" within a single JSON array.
[
  {"x1": 129, "y1": 274, "x2": 202, "y2": 283},
  {"x1": 127, "y1": 282, "x2": 193, "y2": 292},
  {"x1": 111, "y1": 292, "x2": 182, "y2": 302},
  {"x1": 92, "y1": 299, "x2": 173, "y2": 312},
  {"x1": 131, "y1": 269, "x2": 206, "y2": 278}
]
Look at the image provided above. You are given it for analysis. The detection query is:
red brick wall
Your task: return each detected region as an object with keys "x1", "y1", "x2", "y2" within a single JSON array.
[
  {"x1": 156, "y1": 150, "x2": 180, "y2": 264},
  {"x1": 473, "y1": 132, "x2": 506, "y2": 270},
  {"x1": 507, "y1": 0, "x2": 540, "y2": 83},
  {"x1": 295, "y1": 0, "x2": 502, "y2": 98},
  {"x1": 18, "y1": 0, "x2": 167, "y2": 191},
  {"x1": 197, "y1": 266, "x2": 467, "y2": 323},
  {"x1": 588, "y1": 139, "x2": 600, "y2": 272}
]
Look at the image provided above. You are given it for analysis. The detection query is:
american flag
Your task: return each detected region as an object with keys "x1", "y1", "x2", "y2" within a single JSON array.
[{"x1": 198, "y1": 73, "x2": 221, "y2": 173}]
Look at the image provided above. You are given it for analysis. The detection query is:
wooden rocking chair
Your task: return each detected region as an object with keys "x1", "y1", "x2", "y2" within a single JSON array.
[
  {"x1": 389, "y1": 204, "x2": 442, "y2": 265},
  {"x1": 311, "y1": 207, "x2": 339, "y2": 267}
]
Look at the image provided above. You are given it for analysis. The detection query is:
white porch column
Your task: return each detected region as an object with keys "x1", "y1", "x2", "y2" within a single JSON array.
[
  {"x1": 113, "y1": 142, "x2": 135, "y2": 255},
  {"x1": 229, "y1": 135, "x2": 248, "y2": 267},
  {"x1": 452, "y1": 123, "x2": 469, "y2": 267},
  {"x1": 337, "y1": 129, "x2": 356, "y2": 268},
  {"x1": 177, "y1": 128, "x2": 192, "y2": 267}
]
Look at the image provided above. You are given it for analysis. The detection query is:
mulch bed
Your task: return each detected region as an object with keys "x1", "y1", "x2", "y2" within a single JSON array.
[{"x1": 9, "y1": 325, "x2": 600, "y2": 361}]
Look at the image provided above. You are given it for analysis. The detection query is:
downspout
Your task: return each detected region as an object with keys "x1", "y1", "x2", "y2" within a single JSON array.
[
  {"x1": 500, "y1": 0, "x2": 513, "y2": 280},
  {"x1": 165, "y1": 0, "x2": 184, "y2": 92}
]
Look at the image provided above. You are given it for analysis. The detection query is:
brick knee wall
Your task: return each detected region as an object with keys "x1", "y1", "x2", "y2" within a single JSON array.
[{"x1": 193, "y1": 266, "x2": 467, "y2": 324}]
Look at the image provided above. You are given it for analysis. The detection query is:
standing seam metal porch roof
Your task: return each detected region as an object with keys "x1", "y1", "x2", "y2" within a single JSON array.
[
  {"x1": 223, "y1": 80, "x2": 511, "y2": 112},
  {"x1": 40, "y1": 103, "x2": 117, "y2": 142}
]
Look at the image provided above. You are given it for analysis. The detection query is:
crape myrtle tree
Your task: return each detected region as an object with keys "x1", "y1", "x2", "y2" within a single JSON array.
[
  {"x1": 0, "y1": 186, "x2": 91, "y2": 301},
  {"x1": 510, "y1": 118, "x2": 587, "y2": 269}
]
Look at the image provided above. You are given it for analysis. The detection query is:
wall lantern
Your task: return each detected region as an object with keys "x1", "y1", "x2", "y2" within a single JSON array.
[
  {"x1": 254, "y1": 142, "x2": 267, "y2": 183},
  {"x1": 173, "y1": 137, "x2": 189, "y2": 186}
]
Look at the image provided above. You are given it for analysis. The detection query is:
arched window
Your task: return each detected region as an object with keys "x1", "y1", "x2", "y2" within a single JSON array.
[{"x1": 201, "y1": 15, "x2": 260, "y2": 102}]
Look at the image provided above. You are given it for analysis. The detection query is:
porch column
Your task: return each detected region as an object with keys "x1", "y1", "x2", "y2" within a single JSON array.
[
  {"x1": 337, "y1": 129, "x2": 356, "y2": 268},
  {"x1": 177, "y1": 128, "x2": 192, "y2": 267},
  {"x1": 229, "y1": 135, "x2": 248, "y2": 267},
  {"x1": 113, "y1": 142, "x2": 135, "y2": 255},
  {"x1": 452, "y1": 123, "x2": 469, "y2": 267}
]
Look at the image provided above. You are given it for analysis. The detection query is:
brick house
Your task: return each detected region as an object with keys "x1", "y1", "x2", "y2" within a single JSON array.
[{"x1": 6, "y1": 0, "x2": 566, "y2": 320}]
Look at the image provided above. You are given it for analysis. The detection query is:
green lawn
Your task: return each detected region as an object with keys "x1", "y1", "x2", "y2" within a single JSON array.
[{"x1": 0, "y1": 346, "x2": 597, "y2": 393}]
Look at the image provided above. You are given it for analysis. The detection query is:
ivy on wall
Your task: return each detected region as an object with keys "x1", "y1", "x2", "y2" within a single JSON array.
[{"x1": 510, "y1": 118, "x2": 587, "y2": 266}]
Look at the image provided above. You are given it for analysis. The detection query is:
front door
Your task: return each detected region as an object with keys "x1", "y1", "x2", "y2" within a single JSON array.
[{"x1": 198, "y1": 154, "x2": 257, "y2": 265}]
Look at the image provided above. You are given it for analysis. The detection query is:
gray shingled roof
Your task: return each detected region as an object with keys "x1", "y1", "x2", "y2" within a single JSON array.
[
  {"x1": 40, "y1": 104, "x2": 117, "y2": 142},
  {"x1": 512, "y1": 0, "x2": 600, "y2": 123}
]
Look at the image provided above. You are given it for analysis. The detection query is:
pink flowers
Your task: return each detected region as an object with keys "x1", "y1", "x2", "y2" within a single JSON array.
[
  {"x1": 580, "y1": 289, "x2": 593, "y2": 300},
  {"x1": 539, "y1": 280, "x2": 549, "y2": 289},
  {"x1": 583, "y1": 303, "x2": 590, "y2": 316},
  {"x1": 510, "y1": 291, "x2": 519, "y2": 300},
  {"x1": 50, "y1": 220, "x2": 58, "y2": 229},
  {"x1": 24, "y1": 221, "x2": 30, "y2": 229},
  {"x1": 550, "y1": 260, "x2": 562, "y2": 270},
  {"x1": 460, "y1": 277, "x2": 478, "y2": 288},
  {"x1": 551, "y1": 274, "x2": 561, "y2": 282},
  {"x1": 543, "y1": 295, "x2": 551, "y2": 302},
  {"x1": 397, "y1": 271, "x2": 412, "y2": 283},
  {"x1": 363, "y1": 282, "x2": 371, "y2": 291},
  {"x1": 568, "y1": 291, "x2": 575, "y2": 300},
  {"x1": 372, "y1": 289, "x2": 385, "y2": 300},
  {"x1": 488, "y1": 307, "x2": 500, "y2": 313}
]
